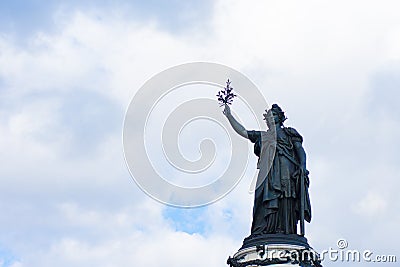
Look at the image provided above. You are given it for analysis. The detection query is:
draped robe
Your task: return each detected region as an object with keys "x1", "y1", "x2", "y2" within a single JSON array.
[{"x1": 247, "y1": 127, "x2": 311, "y2": 235}]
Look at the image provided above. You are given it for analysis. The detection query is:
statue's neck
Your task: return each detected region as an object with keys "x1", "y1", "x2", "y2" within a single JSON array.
[{"x1": 267, "y1": 125, "x2": 284, "y2": 132}]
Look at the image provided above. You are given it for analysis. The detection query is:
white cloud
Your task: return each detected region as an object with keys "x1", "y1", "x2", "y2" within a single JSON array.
[{"x1": 353, "y1": 192, "x2": 387, "y2": 217}]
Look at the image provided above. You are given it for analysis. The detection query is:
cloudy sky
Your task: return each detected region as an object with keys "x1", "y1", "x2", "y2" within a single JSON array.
[{"x1": 1, "y1": 0, "x2": 399, "y2": 266}]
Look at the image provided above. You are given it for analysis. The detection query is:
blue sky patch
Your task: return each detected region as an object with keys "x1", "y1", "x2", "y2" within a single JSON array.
[
  {"x1": 163, "y1": 206, "x2": 207, "y2": 235},
  {"x1": 0, "y1": 0, "x2": 213, "y2": 41}
]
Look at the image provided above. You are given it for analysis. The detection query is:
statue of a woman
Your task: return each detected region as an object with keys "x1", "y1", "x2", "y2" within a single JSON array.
[{"x1": 223, "y1": 104, "x2": 311, "y2": 236}]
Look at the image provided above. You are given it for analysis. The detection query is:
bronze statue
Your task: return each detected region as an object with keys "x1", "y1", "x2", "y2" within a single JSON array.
[{"x1": 223, "y1": 103, "x2": 311, "y2": 236}]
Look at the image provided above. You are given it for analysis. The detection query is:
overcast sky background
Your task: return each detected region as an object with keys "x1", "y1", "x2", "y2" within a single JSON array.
[{"x1": 1, "y1": 1, "x2": 400, "y2": 266}]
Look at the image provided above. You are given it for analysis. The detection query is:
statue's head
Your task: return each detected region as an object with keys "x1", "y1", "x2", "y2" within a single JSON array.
[{"x1": 263, "y1": 104, "x2": 286, "y2": 128}]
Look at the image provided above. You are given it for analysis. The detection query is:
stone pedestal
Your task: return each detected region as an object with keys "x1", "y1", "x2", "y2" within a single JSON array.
[{"x1": 227, "y1": 234, "x2": 322, "y2": 267}]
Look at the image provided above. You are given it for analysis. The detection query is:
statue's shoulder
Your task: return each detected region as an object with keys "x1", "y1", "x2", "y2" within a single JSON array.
[
  {"x1": 247, "y1": 130, "x2": 261, "y2": 143},
  {"x1": 284, "y1": 127, "x2": 303, "y2": 143},
  {"x1": 247, "y1": 130, "x2": 268, "y2": 143}
]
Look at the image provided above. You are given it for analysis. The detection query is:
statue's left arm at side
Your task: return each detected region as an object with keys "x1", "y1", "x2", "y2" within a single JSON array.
[
  {"x1": 286, "y1": 127, "x2": 307, "y2": 172},
  {"x1": 223, "y1": 104, "x2": 249, "y2": 139},
  {"x1": 294, "y1": 141, "x2": 307, "y2": 171}
]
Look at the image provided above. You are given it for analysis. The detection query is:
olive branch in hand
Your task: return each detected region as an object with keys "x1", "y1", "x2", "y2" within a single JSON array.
[{"x1": 216, "y1": 79, "x2": 237, "y2": 107}]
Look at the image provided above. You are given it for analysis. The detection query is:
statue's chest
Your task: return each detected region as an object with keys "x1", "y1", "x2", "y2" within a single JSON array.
[{"x1": 276, "y1": 128, "x2": 289, "y2": 140}]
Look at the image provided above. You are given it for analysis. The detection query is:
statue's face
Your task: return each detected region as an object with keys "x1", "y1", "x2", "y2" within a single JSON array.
[
  {"x1": 263, "y1": 109, "x2": 281, "y2": 126},
  {"x1": 272, "y1": 111, "x2": 281, "y2": 123}
]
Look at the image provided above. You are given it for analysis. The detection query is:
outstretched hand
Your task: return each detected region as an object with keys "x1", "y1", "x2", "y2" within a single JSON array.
[{"x1": 223, "y1": 104, "x2": 231, "y2": 117}]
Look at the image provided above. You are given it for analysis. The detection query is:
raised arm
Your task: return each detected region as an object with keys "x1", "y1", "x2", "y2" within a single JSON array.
[{"x1": 223, "y1": 104, "x2": 248, "y2": 139}]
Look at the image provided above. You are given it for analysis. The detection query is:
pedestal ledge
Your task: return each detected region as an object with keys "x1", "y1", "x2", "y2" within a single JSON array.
[
  {"x1": 227, "y1": 234, "x2": 322, "y2": 267},
  {"x1": 241, "y1": 234, "x2": 310, "y2": 250}
]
